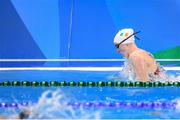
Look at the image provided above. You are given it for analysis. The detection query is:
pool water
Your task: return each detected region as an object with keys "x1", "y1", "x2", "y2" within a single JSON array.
[{"x1": 0, "y1": 70, "x2": 180, "y2": 119}]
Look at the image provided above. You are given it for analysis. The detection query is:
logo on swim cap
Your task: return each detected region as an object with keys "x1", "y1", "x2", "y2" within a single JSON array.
[
  {"x1": 114, "y1": 28, "x2": 135, "y2": 45},
  {"x1": 120, "y1": 32, "x2": 124, "y2": 36}
]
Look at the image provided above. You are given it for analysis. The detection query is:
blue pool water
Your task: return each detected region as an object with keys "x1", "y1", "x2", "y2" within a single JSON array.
[{"x1": 0, "y1": 70, "x2": 180, "y2": 119}]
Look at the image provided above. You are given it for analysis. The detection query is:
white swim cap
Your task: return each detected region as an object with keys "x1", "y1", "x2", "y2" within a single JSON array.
[{"x1": 114, "y1": 28, "x2": 135, "y2": 45}]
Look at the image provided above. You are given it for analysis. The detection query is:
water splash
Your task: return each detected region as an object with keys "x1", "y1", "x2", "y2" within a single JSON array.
[
  {"x1": 5, "y1": 89, "x2": 101, "y2": 119},
  {"x1": 26, "y1": 89, "x2": 101, "y2": 119},
  {"x1": 173, "y1": 98, "x2": 180, "y2": 111},
  {"x1": 108, "y1": 60, "x2": 180, "y2": 82}
]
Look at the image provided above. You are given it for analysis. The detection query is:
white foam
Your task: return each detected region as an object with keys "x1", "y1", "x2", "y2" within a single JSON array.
[{"x1": 21, "y1": 89, "x2": 101, "y2": 119}]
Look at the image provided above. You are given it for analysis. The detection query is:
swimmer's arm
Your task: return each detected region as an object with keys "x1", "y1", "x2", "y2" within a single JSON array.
[{"x1": 131, "y1": 56, "x2": 149, "y2": 82}]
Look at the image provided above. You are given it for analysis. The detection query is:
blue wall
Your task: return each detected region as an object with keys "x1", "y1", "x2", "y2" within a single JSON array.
[{"x1": 0, "y1": 0, "x2": 179, "y2": 66}]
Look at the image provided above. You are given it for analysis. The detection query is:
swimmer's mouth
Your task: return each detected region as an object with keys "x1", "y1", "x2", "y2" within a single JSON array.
[{"x1": 114, "y1": 31, "x2": 141, "y2": 49}]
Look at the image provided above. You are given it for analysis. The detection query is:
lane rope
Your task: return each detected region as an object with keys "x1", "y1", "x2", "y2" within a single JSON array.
[
  {"x1": 0, "y1": 81, "x2": 180, "y2": 87},
  {"x1": 0, "y1": 101, "x2": 177, "y2": 109}
]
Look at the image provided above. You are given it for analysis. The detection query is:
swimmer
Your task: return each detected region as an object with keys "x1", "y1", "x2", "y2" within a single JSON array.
[{"x1": 114, "y1": 28, "x2": 162, "y2": 82}]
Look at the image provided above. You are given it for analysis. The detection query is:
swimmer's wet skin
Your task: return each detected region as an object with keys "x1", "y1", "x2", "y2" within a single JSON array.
[{"x1": 114, "y1": 28, "x2": 162, "y2": 82}]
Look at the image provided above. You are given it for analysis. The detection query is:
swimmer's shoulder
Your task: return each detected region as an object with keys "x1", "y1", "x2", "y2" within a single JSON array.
[
  {"x1": 129, "y1": 51, "x2": 144, "y2": 64},
  {"x1": 129, "y1": 49, "x2": 144, "y2": 60},
  {"x1": 133, "y1": 49, "x2": 155, "y2": 59}
]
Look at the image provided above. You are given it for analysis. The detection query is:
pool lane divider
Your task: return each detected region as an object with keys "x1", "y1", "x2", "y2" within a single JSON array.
[
  {"x1": 0, "y1": 81, "x2": 180, "y2": 87},
  {"x1": 0, "y1": 101, "x2": 177, "y2": 109}
]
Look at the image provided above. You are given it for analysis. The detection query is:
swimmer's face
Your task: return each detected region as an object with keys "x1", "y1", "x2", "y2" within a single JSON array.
[{"x1": 115, "y1": 44, "x2": 129, "y2": 54}]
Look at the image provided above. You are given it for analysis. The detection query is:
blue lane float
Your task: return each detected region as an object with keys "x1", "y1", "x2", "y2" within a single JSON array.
[{"x1": 0, "y1": 101, "x2": 177, "y2": 109}]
